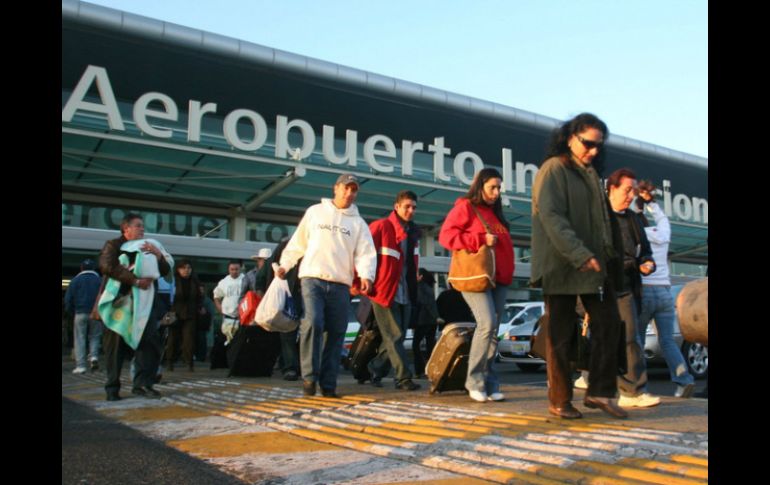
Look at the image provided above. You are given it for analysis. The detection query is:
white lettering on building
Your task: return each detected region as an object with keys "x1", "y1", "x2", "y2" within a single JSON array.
[{"x1": 62, "y1": 65, "x2": 708, "y2": 223}]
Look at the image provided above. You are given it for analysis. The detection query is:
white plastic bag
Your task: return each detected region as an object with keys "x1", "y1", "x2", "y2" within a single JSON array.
[{"x1": 255, "y1": 277, "x2": 300, "y2": 332}]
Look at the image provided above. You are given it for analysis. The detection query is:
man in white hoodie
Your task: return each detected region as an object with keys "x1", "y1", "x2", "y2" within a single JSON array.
[
  {"x1": 635, "y1": 180, "x2": 696, "y2": 398},
  {"x1": 277, "y1": 173, "x2": 377, "y2": 397}
]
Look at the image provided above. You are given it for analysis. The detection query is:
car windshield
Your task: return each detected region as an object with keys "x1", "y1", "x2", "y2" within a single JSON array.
[{"x1": 503, "y1": 305, "x2": 526, "y2": 324}]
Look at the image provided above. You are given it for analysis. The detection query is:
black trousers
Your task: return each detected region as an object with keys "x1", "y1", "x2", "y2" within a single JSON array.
[
  {"x1": 545, "y1": 284, "x2": 622, "y2": 406},
  {"x1": 103, "y1": 321, "x2": 162, "y2": 396},
  {"x1": 412, "y1": 324, "x2": 437, "y2": 375},
  {"x1": 166, "y1": 318, "x2": 196, "y2": 367}
]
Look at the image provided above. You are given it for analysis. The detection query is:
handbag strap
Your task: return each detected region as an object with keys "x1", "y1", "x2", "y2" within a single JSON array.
[{"x1": 468, "y1": 204, "x2": 493, "y2": 234}]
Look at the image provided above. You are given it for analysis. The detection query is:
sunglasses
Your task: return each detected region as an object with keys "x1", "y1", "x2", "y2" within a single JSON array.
[{"x1": 576, "y1": 135, "x2": 604, "y2": 150}]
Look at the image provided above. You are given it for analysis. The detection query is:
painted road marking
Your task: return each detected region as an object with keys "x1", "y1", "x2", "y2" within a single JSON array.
[{"x1": 64, "y1": 371, "x2": 707, "y2": 484}]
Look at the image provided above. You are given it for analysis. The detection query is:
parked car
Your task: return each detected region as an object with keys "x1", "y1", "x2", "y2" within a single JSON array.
[
  {"x1": 498, "y1": 286, "x2": 709, "y2": 378},
  {"x1": 496, "y1": 302, "x2": 546, "y2": 371}
]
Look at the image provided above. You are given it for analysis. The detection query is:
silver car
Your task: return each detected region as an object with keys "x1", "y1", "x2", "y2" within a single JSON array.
[{"x1": 496, "y1": 302, "x2": 546, "y2": 371}]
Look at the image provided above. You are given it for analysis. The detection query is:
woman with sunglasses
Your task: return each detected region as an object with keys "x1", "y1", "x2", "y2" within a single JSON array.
[{"x1": 530, "y1": 113, "x2": 628, "y2": 419}]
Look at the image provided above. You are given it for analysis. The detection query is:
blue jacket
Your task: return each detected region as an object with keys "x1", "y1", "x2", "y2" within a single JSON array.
[{"x1": 65, "y1": 270, "x2": 102, "y2": 314}]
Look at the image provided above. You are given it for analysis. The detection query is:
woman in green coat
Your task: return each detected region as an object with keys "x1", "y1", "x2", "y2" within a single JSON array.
[{"x1": 531, "y1": 113, "x2": 627, "y2": 419}]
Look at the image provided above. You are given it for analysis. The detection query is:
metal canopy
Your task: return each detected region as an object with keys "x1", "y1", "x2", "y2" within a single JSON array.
[{"x1": 61, "y1": 1, "x2": 707, "y2": 266}]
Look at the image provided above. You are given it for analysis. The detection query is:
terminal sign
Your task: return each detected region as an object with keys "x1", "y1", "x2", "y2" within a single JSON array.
[{"x1": 62, "y1": 65, "x2": 707, "y2": 224}]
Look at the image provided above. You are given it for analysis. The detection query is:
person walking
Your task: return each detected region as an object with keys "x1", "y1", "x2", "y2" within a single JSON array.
[
  {"x1": 168, "y1": 259, "x2": 202, "y2": 371},
  {"x1": 366, "y1": 190, "x2": 422, "y2": 391},
  {"x1": 412, "y1": 268, "x2": 440, "y2": 378},
  {"x1": 439, "y1": 167, "x2": 514, "y2": 403},
  {"x1": 635, "y1": 180, "x2": 696, "y2": 398},
  {"x1": 98, "y1": 213, "x2": 173, "y2": 401},
  {"x1": 65, "y1": 258, "x2": 103, "y2": 374},
  {"x1": 277, "y1": 173, "x2": 377, "y2": 398},
  {"x1": 531, "y1": 113, "x2": 627, "y2": 419},
  {"x1": 606, "y1": 168, "x2": 660, "y2": 408},
  {"x1": 213, "y1": 260, "x2": 244, "y2": 345}
]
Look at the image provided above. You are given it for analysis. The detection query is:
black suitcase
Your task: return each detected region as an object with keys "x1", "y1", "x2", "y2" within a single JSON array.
[
  {"x1": 209, "y1": 331, "x2": 229, "y2": 369},
  {"x1": 345, "y1": 325, "x2": 382, "y2": 383},
  {"x1": 226, "y1": 326, "x2": 281, "y2": 377},
  {"x1": 426, "y1": 322, "x2": 475, "y2": 394}
]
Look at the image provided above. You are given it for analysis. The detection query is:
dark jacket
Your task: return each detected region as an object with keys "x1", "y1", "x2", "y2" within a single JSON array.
[
  {"x1": 64, "y1": 270, "x2": 101, "y2": 314},
  {"x1": 416, "y1": 281, "x2": 439, "y2": 326},
  {"x1": 607, "y1": 208, "x2": 655, "y2": 312},
  {"x1": 173, "y1": 274, "x2": 202, "y2": 320},
  {"x1": 530, "y1": 157, "x2": 619, "y2": 295}
]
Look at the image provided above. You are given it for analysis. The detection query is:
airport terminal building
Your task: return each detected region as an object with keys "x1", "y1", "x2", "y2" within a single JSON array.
[{"x1": 62, "y1": 0, "x2": 708, "y2": 298}]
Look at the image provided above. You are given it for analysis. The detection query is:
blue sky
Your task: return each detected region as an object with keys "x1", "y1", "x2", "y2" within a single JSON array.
[{"x1": 80, "y1": 0, "x2": 708, "y2": 159}]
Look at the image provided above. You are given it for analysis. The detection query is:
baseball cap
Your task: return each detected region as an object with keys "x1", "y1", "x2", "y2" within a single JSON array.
[
  {"x1": 251, "y1": 248, "x2": 273, "y2": 260},
  {"x1": 335, "y1": 173, "x2": 359, "y2": 188}
]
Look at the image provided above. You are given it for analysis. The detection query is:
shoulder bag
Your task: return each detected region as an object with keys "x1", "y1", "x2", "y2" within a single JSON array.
[{"x1": 447, "y1": 205, "x2": 496, "y2": 292}]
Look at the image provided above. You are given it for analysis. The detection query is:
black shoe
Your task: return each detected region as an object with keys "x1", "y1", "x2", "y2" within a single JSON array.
[
  {"x1": 370, "y1": 377, "x2": 383, "y2": 388},
  {"x1": 303, "y1": 380, "x2": 316, "y2": 396},
  {"x1": 321, "y1": 389, "x2": 342, "y2": 398},
  {"x1": 106, "y1": 394, "x2": 121, "y2": 402},
  {"x1": 131, "y1": 387, "x2": 147, "y2": 397},
  {"x1": 396, "y1": 379, "x2": 421, "y2": 391},
  {"x1": 89, "y1": 359, "x2": 99, "y2": 371},
  {"x1": 145, "y1": 386, "x2": 161, "y2": 398},
  {"x1": 283, "y1": 371, "x2": 299, "y2": 381}
]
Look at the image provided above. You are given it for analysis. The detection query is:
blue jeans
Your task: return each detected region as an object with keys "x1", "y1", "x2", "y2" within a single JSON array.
[
  {"x1": 461, "y1": 285, "x2": 508, "y2": 394},
  {"x1": 299, "y1": 278, "x2": 349, "y2": 391},
  {"x1": 638, "y1": 285, "x2": 694, "y2": 386},
  {"x1": 73, "y1": 313, "x2": 103, "y2": 368}
]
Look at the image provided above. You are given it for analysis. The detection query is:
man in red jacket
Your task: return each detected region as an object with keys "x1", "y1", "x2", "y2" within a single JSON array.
[{"x1": 367, "y1": 190, "x2": 421, "y2": 391}]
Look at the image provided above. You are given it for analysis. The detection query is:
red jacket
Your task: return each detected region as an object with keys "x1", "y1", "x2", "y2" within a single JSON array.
[
  {"x1": 439, "y1": 198, "x2": 514, "y2": 286},
  {"x1": 368, "y1": 211, "x2": 420, "y2": 308}
]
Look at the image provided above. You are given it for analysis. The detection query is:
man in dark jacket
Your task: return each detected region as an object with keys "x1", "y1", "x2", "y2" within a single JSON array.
[
  {"x1": 64, "y1": 258, "x2": 102, "y2": 373},
  {"x1": 606, "y1": 168, "x2": 659, "y2": 408},
  {"x1": 99, "y1": 213, "x2": 171, "y2": 401}
]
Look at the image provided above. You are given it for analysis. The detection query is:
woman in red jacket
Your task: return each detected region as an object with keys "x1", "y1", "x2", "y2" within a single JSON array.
[{"x1": 439, "y1": 168, "x2": 514, "y2": 402}]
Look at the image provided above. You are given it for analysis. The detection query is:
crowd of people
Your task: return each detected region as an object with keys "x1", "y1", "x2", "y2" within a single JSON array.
[{"x1": 64, "y1": 113, "x2": 703, "y2": 419}]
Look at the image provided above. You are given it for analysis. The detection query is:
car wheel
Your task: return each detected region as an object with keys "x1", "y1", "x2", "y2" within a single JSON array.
[
  {"x1": 516, "y1": 363, "x2": 541, "y2": 372},
  {"x1": 682, "y1": 341, "x2": 708, "y2": 379}
]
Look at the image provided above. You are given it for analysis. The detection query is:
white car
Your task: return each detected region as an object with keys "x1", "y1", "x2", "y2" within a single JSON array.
[{"x1": 496, "y1": 302, "x2": 546, "y2": 371}]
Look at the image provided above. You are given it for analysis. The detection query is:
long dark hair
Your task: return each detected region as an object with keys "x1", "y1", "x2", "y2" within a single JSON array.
[
  {"x1": 545, "y1": 112, "x2": 609, "y2": 176},
  {"x1": 418, "y1": 268, "x2": 435, "y2": 286},
  {"x1": 464, "y1": 167, "x2": 510, "y2": 230}
]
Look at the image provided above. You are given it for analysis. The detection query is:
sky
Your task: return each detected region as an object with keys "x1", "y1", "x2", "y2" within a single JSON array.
[{"x1": 79, "y1": 0, "x2": 708, "y2": 159}]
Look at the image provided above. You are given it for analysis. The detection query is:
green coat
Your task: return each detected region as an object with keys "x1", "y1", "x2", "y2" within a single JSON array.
[{"x1": 530, "y1": 156, "x2": 617, "y2": 295}]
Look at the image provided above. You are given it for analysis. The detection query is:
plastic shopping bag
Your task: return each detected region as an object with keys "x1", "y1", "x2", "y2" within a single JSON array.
[{"x1": 255, "y1": 277, "x2": 300, "y2": 332}]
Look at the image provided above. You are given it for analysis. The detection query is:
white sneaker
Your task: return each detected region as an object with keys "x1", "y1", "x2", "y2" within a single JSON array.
[
  {"x1": 487, "y1": 392, "x2": 505, "y2": 402},
  {"x1": 675, "y1": 383, "x2": 695, "y2": 398},
  {"x1": 618, "y1": 393, "x2": 661, "y2": 408},
  {"x1": 468, "y1": 390, "x2": 488, "y2": 402},
  {"x1": 574, "y1": 376, "x2": 588, "y2": 389},
  {"x1": 72, "y1": 367, "x2": 87, "y2": 374}
]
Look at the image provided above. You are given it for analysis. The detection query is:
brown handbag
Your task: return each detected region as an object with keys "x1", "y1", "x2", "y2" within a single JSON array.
[{"x1": 447, "y1": 205, "x2": 496, "y2": 292}]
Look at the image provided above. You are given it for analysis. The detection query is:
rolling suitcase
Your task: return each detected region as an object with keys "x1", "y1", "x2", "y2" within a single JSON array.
[
  {"x1": 226, "y1": 325, "x2": 281, "y2": 377},
  {"x1": 426, "y1": 322, "x2": 475, "y2": 394},
  {"x1": 344, "y1": 325, "x2": 382, "y2": 383}
]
